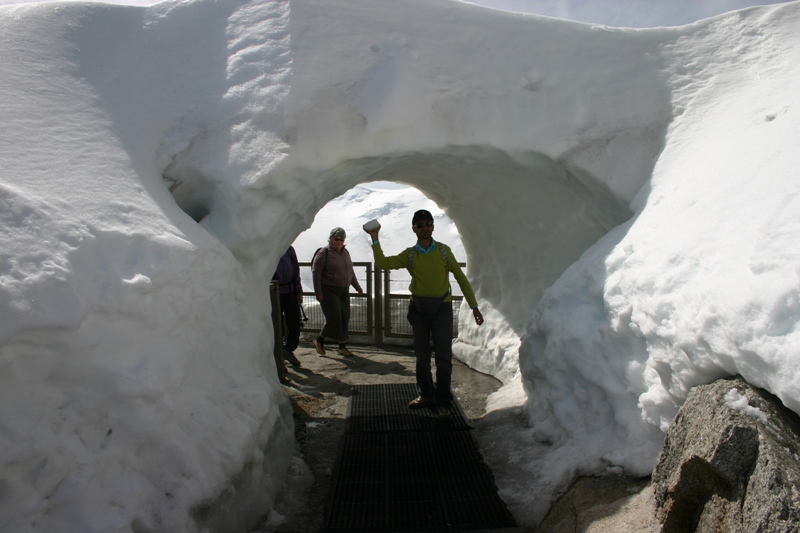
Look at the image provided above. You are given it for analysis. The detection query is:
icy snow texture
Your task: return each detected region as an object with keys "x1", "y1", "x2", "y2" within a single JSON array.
[
  {"x1": 0, "y1": 0, "x2": 798, "y2": 530},
  {"x1": 725, "y1": 388, "x2": 770, "y2": 425}
]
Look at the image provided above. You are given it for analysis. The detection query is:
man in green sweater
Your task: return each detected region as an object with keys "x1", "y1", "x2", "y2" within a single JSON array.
[{"x1": 365, "y1": 209, "x2": 484, "y2": 419}]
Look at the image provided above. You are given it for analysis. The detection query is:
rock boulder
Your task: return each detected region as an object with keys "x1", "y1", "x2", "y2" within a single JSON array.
[{"x1": 652, "y1": 376, "x2": 800, "y2": 533}]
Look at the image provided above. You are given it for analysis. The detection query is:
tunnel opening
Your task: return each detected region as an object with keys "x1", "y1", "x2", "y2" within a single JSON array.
[
  {"x1": 287, "y1": 180, "x2": 469, "y2": 348},
  {"x1": 291, "y1": 180, "x2": 467, "y2": 291},
  {"x1": 288, "y1": 145, "x2": 633, "y2": 335},
  {"x1": 268, "y1": 144, "x2": 634, "y2": 382},
  {"x1": 155, "y1": 141, "x2": 635, "y2": 386}
]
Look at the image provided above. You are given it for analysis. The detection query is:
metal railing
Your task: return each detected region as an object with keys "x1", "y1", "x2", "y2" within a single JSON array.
[
  {"x1": 380, "y1": 267, "x2": 464, "y2": 341},
  {"x1": 298, "y1": 261, "x2": 373, "y2": 336},
  {"x1": 298, "y1": 261, "x2": 465, "y2": 345}
]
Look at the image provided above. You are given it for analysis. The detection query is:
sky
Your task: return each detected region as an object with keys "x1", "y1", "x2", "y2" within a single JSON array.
[
  {"x1": 1, "y1": 0, "x2": 798, "y2": 532},
  {"x1": 0, "y1": 0, "x2": 792, "y2": 27},
  {"x1": 465, "y1": 0, "x2": 793, "y2": 27}
]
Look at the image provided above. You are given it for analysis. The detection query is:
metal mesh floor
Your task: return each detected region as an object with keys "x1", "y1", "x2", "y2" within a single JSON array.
[
  {"x1": 322, "y1": 383, "x2": 516, "y2": 532},
  {"x1": 346, "y1": 383, "x2": 471, "y2": 433}
]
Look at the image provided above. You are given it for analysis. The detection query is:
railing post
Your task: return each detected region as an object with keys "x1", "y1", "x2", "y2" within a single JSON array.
[
  {"x1": 373, "y1": 263, "x2": 383, "y2": 346},
  {"x1": 365, "y1": 262, "x2": 374, "y2": 342},
  {"x1": 384, "y1": 267, "x2": 393, "y2": 339}
]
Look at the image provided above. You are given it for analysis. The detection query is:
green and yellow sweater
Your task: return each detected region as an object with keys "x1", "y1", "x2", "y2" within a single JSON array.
[{"x1": 371, "y1": 240, "x2": 478, "y2": 308}]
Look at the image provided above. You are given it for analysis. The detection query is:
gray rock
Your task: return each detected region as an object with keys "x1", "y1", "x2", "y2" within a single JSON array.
[
  {"x1": 538, "y1": 475, "x2": 658, "y2": 533},
  {"x1": 653, "y1": 376, "x2": 800, "y2": 533}
]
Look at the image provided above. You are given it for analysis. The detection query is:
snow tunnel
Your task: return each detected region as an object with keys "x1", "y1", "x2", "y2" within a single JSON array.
[
  {"x1": 197, "y1": 143, "x2": 637, "y2": 382},
  {"x1": 156, "y1": 128, "x2": 647, "y2": 532},
  {"x1": 289, "y1": 145, "x2": 631, "y2": 331},
  {"x1": 157, "y1": 0, "x2": 674, "y2": 382},
  {"x1": 6, "y1": 0, "x2": 799, "y2": 530},
  {"x1": 152, "y1": 0, "x2": 678, "y2": 524},
  {"x1": 163, "y1": 136, "x2": 637, "y2": 383}
]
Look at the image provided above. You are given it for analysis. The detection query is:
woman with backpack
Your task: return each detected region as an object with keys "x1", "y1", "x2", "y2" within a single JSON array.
[{"x1": 311, "y1": 227, "x2": 363, "y2": 356}]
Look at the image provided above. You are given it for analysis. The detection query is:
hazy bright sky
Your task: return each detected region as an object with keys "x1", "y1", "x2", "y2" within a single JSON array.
[
  {"x1": 1, "y1": 0, "x2": 793, "y2": 27},
  {"x1": 464, "y1": 0, "x2": 793, "y2": 27}
]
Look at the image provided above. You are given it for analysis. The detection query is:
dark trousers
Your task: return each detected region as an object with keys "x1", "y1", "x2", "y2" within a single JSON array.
[
  {"x1": 320, "y1": 285, "x2": 351, "y2": 342},
  {"x1": 407, "y1": 301, "x2": 454, "y2": 405},
  {"x1": 279, "y1": 292, "x2": 301, "y2": 352}
]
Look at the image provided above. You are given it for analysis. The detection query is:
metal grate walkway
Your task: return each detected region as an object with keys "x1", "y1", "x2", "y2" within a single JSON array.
[
  {"x1": 322, "y1": 383, "x2": 517, "y2": 532},
  {"x1": 346, "y1": 382, "x2": 472, "y2": 433}
]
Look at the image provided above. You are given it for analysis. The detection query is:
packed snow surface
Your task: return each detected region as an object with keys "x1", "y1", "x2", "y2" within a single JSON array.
[{"x1": 0, "y1": 0, "x2": 798, "y2": 530}]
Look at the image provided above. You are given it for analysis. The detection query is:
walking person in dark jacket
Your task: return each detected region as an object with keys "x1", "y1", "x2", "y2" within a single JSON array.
[
  {"x1": 312, "y1": 227, "x2": 363, "y2": 356},
  {"x1": 272, "y1": 246, "x2": 303, "y2": 367}
]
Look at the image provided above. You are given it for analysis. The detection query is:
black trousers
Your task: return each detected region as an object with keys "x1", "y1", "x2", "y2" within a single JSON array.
[
  {"x1": 407, "y1": 301, "x2": 454, "y2": 404},
  {"x1": 279, "y1": 292, "x2": 301, "y2": 352}
]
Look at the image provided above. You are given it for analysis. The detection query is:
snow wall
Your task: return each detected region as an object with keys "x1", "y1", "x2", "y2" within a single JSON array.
[{"x1": 0, "y1": 0, "x2": 798, "y2": 530}]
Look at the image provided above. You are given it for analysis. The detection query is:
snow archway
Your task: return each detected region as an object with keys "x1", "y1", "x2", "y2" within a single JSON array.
[
  {"x1": 264, "y1": 146, "x2": 631, "y2": 380},
  {"x1": 2, "y1": 0, "x2": 799, "y2": 531}
]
